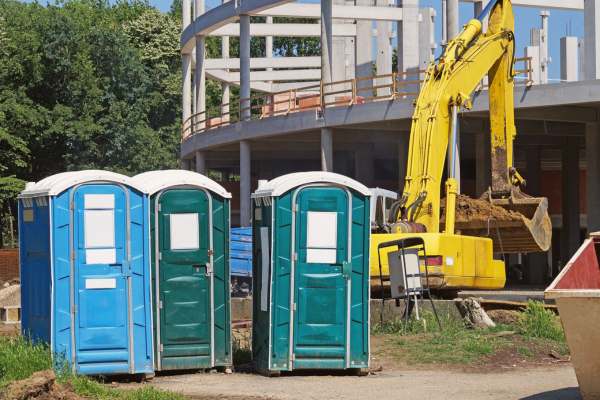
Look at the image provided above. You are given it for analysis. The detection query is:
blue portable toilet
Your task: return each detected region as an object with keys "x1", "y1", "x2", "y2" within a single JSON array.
[{"x1": 18, "y1": 170, "x2": 154, "y2": 376}]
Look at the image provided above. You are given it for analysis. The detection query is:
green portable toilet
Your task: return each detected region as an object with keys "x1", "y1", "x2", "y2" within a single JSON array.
[
  {"x1": 251, "y1": 172, "x2": 371, "y2": 375},
  {"x1": 132, "y1": 170, "x2": 232, "y2": 372}
]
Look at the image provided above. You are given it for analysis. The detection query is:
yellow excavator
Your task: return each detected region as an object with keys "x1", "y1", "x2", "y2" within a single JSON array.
[{"x1": 371, "y1": 0, "x2": 552, "y2": 290}]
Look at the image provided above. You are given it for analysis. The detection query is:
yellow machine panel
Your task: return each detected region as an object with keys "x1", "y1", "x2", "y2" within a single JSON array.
[{"x1": 371, "y1": 233, "x2": 506, "y2": 290}]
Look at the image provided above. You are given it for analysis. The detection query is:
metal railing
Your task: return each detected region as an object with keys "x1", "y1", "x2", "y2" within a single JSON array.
[{"x1": 182, "y1": 56, "x2": 534, "y2": 139}]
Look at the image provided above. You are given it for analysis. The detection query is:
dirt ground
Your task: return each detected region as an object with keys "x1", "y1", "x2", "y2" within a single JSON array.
[{"x1": 144, "y1": 366, "x2": 580, "y2": 400}]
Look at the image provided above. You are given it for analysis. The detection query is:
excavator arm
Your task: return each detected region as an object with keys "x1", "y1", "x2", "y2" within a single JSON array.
[{"x1": 394, "y1": 0, "x2": 550, "y2": 253}]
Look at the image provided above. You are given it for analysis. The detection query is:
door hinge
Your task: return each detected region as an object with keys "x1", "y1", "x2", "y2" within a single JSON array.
[
  {"x1": 205, "y1": 263, "x2": 213, "y2": 276},
  {"x1": 291, "y1": 353, "x2": 296, "y2": 361},
  {"x1": 158, "y1": 252, "x2": 162, "y2": 261},
  {"x1": 159, "y1": 344, "x2": 164, "y2": 352},
  {"x1": 294, "y1": 253, "x2": 298, "y2": 262},
  {"x1": 159, "y1": 300, "x2": 163, "y2": 309},
  {"x1": 293, "y1": 302, "x2": 297, "y2": 311},
  {"x1": 158, "y1": 204, "x2": 161, "y2": 212}
]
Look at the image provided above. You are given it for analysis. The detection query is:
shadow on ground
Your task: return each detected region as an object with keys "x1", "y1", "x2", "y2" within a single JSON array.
[{"x1": 521, "y1": 387, "x2": 581, "y2": 400}]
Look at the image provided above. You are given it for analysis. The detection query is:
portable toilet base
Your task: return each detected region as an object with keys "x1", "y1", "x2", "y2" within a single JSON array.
[
  {"x1": 251, "y1": 172, "x2": 371, "y2": 375},
  {"x1": 19, "y1": 171, "x2": 154, "y2": 376},
  {"x1": 132, "y1": 170, "x2": 232, "y2": 372}
]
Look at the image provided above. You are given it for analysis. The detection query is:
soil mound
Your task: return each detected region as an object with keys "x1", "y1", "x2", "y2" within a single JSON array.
[
  {"x1": 441, "y1": 195, "x2": 523, "y2": 223},
  {"x1": 1, "y1": 370, "x2": 83, "y2": 400}
]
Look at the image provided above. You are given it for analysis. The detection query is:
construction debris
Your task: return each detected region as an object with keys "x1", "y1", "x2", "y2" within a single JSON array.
[
  {"x1": 1, "y1": 370, "x2": 83, "y2": 400},
  {"x1": 441, "y1": 194, "x2": 522, "y2": 224},
  {"x1": 455, "y1": 298, "x2": 496, "y2": 329}
]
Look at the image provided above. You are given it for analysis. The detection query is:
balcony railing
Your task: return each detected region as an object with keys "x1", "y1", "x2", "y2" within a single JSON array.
[{"x1": 182, "y1": 56, "x2": 533, "y2": 140}]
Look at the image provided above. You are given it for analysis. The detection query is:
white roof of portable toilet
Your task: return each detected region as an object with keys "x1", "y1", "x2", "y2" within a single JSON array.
[
  {"x1": 132, "y1": 170, "x2": 231, "y2": 198},
  {"x1": 19, "y1": 170, "x2": 144, "y2": 198},
  {"x1": 252, "y1": 171, "x2": 371, "y2": 198}
]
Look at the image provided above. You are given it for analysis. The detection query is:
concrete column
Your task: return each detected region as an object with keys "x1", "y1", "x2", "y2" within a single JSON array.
[
  {"x1": 240, "y1": 14, "x2": 251, "y2": 121},
  {"x1": 584, "y1": 0, "x2": 600, "y2": 80},
  {"x1": 181, "y1": 158, "x2": 190, "y2": 170},
  {"x1": 474, "y1": 0, "x2": 489, "y2": 31},
  {"x1": 561, "y1": 139, "x2": 581, "y2": 262},
  {"x1": 195, "y1": 150, "x2": 207, "y2": 174},
  {"x1": 194, "y1": 0, "x2": 203, "y2": 19},
  {"x1": 398, "y1": 134, "x2": 409, "y2": 193},
  {"x1": 182, "y1": 53, "x2": 192, "y2": 136},
  {"x1": 355, "y1": 0, "x2": 373, "y2": 96},
  {"x1": 441, "y1": 0, "x2": 447, "y2": 44},
  {"x1": 418, "y1": 7, "x2": 436, "y2": 72},
  {"x1": 321, "y1": 0, "x2": 333, "y2": 85},
  {"x1": 195, "y1": 37, "x2": 206, "y2": 129},
  {"x1": 398, "y1": 0, "x2": 420, "y2": 87},
  {"x1": 182, "y1": 0, "x2": 191, "y2": 28},
  {"x1": 266, "y1": 16, "x2": 273, "y2": 61},
  {"x1": 586, "y1": 123, "x2": 600, "y2": 232},
  {"x1": 539, "y1": 11, "x2": 550, "y2": 84},
  {"x1": 376, "y1": 0, "x2": 392, "y2": 97},
  {"x1": 526, "y1": 146, "x2": 542, "y2": 196},
  {"x1": 579, "y1": 39, "x2": 586, "y2": 82},
  {"x1": 525, "y1": 146, "x2": 546, "y2": 285},
  {"x1": 321, "y1": 128, "x2": 333, "y2": 172},
  {"x1": 446, "y1": 0, "x2": 459, "y2": 41},
  {"x1": 240, "y1": 140, "x2": 251, "y2": 227},
  {"x1": 221, "y1": 0, "x2": 230, "y2": 121},
  {"x1": 355, "y1": 144, "x2": 375, "y2": 187},
  {"x1": 561, "y1": 37, "x2": 579, "y2": 82},
  {"x1": 525, "y1": 46, "x2": 540, "y2": 85},
  {"x1": 475, "y1": 131, "x2": 490, "y2": 195}
]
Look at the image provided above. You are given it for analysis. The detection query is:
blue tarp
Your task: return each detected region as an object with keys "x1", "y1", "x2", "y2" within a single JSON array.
[{"x1": 231, "y1": 227, "x2": 252, "y2": 277}]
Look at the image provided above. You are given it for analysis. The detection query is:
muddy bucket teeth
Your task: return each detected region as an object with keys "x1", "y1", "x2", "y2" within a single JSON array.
[{"x1": 448, "y1": 191, "x2": 552, "y2": 254}]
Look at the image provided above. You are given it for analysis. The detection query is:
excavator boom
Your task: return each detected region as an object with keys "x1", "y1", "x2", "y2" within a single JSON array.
[{"x1": 371, "y1": 0, "x2": 551, "y2": 290}]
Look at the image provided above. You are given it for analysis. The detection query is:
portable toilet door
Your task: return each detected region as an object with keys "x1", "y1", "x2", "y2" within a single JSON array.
[
  {"x1": 251, "y1": 172, "x2": 371, "y2": 375},
  {"x1": 18, "y1": 171, "x2": 153, "y2": 376},
  {"x1": 132, "y1": 170, "x2": 232, "y2": 371}
]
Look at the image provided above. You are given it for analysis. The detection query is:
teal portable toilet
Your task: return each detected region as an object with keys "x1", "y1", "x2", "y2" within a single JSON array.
[
  {"x1": 131, "y1": 170, "x2": 232, "y2": 372},
  {"x1": 251, "y1": 172, "x2": 371, "y2": 375}
]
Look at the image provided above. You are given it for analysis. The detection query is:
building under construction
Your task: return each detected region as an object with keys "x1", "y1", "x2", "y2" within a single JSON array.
[{"x1": 178, "y1": 0, "x2": 600, "y2": 287}]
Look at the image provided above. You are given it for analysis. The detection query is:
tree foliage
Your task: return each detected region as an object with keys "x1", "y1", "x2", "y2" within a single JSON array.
[{"x1": 0, "y1": 0, "x2": 184, "y2": 245}]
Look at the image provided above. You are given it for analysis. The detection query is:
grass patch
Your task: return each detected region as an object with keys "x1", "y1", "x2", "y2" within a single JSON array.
[
  {"x1": 66, "y1": 375, "x2": 185, "y2": 400},
  {"x1": 372, "y1": 301, "x2": 569, "y2": 367},
  {"x1": 0, "y1": 336, "x2": 52, "y2": 388},
  {"x1": 518, "y1": 300, "x2": 565, "y2": 342},
  {"x1": 0, "y1": 337, "x2": 184, "y2": 399}
]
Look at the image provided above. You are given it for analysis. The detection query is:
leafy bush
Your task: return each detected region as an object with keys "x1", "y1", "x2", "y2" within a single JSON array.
[{"x1": 518, "y1": 300, "x2": 565, "y2": 342}]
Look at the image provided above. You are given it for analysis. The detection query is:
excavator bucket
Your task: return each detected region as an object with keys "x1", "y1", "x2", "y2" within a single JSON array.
[{"x1": 451, "y1": 191, "x2": 552, "y2": 254}]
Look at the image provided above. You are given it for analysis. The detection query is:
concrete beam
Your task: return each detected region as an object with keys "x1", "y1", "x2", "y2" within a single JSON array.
[
  {"x1": 376, "y1": 0, "x2": 392, "y2": 97},
  {"x1": 210, "y1": 23, "x2": 358, "y2": 37},
  {"x1": 255, "y1": 3, "x2": 404, "y2": 20},
  {"x1": 208, "y1": 69, "x2": 321, "y2": 82},
  {"x1": 461, "y1": 0, "x2": 583, "y2": 10}
]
